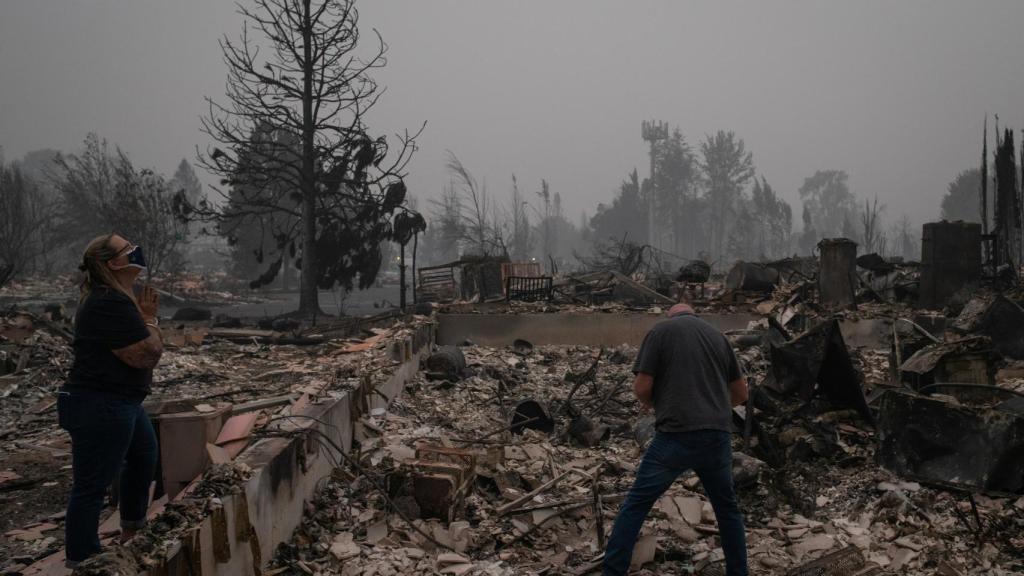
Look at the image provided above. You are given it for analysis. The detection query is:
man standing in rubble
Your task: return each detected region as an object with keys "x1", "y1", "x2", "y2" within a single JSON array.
[{"x1": 603, "y1": 303, "x2": 748, "y2": 576}]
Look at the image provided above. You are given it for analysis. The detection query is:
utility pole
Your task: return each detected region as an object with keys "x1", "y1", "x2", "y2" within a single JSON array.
[{"x1": 641, "y1": 120, "x2": 668, "y2": 250}]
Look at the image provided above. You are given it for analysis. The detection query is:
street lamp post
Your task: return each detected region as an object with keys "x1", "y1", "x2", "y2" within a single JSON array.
[{"x1": 641, "y1": 120, "x2": 668, "y2": 250}]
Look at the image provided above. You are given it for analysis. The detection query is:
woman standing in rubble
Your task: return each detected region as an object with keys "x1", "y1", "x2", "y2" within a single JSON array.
[{"x1": 58, "y1": 233, "x2": 163, "y2": 568}]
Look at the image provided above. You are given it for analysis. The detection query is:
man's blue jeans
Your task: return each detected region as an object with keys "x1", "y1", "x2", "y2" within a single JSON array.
[
  {"x1": 603, "y1": 429, "x2": 748, "y2": 576},
  {"x1": 58, "y1": 391, "x2": 158, "y2": 564}
]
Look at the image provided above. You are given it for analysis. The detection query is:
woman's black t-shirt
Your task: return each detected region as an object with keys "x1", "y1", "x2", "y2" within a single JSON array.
[{"x1": 66, "y1": 287, "x2": 153, "y2": 399}]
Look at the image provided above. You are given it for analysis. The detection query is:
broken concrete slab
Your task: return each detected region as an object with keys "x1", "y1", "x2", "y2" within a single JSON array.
[
  {"x1": 630, "y1": 534, "x2": 658, "y2": 570},
  {"x1": 789, "y1": 533, "x2": 835, "y2": 560},
  {"x1": 150, "y1": 401, "x2": 232, "y2": 499}
]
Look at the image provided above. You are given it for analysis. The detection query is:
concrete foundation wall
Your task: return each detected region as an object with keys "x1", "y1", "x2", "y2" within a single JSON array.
[
  {"x1": 145, "y1": 322, "x2": 434, "y2": 576},
  {"x1": 437, "y1": 312, "x2": 900, "y2": 351},
  {"x1": 436, "y1": 313, "x2": 759, "y2": 347}
]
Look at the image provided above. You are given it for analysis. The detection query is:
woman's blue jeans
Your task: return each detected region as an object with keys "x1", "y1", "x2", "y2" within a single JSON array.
[
  {"x1": 603, "y1": 430, "x2": 748, "y2": 576},
  {"x1": 57, "y1": 391, "x2": 158, "y2": 564}
]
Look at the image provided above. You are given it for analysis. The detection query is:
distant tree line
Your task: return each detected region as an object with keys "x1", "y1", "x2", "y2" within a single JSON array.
[
  {"x1": 0, "y1": 135, "x2": 199, "y2": 288},
  {"x1": 576, "y1": 123, "x2": 922, "y2": 269},
  {"x1": 414, "y1": 122, "x2": 947, "y2": 272}
]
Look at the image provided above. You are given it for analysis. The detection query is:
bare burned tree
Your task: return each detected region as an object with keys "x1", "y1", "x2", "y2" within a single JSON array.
[
  {"x1": 859, "y1": 195, "x2": 885, "y2": 254},
  {"x1": 506, "y1": 174, "x2": 534, "y2": 261},
  {"x1": 196, "y1": 0, "x2": 422, "y2": 315},
  {"x1": 54, "y1": 134, "x2": 188, "y2": 275},
  {"x1": 0, "y1": 162, "x2": 49, "y2": 287},
  {"x1": 444, "y1": 152, "x2": 506, "y2": 257}
]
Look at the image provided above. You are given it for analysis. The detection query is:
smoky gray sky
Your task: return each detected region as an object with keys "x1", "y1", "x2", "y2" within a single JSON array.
[{"x1": 3, "y1": 1, "x2": 1024, "y2": 230}]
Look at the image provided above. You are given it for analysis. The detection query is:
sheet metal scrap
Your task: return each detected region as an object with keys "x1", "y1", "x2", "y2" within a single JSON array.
[
  {"x1": 785, "y1": 545, "x2": 877, "y2": 576},
  {"x1": 877, "y1": 387, "x2": 1024, "y2": 495},
  {"x1": 899, "y1": 336, "x2": 998, "y2": 388},
  {"x1": 766, "y1": 318, "x2": 873, "y2": 422},
  {"x1": 952, "y1": 295, "x2": 1024, "y2": 360},
  {"x1": 724, "y1": 261, "x2": 780, "y2": 293},
  {"x1": 410, "y1": 445, "x2": 477, "y2": 523},
  {"x1": 889, "y1": 319, "x2": 939, "y2": 384},
  {"x1": 509, "y1": 399, "x2": 555, "y2": 435}
]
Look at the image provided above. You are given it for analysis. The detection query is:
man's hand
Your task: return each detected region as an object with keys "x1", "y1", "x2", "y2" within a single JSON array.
[
  {"x1": 729, "y1": 377, "x2": 748, "y2": 407},
  {"x1": 634, "y1": 372, "x2": 655, "y2": 411},
  {"x1": 139, "y1": 286, "x2": 159, "y2": 322}
]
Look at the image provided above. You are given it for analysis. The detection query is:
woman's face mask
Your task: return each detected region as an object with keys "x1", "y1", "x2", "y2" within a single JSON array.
[{"x1": 108, "y1": 245, "x2": 148, "y2": 271}]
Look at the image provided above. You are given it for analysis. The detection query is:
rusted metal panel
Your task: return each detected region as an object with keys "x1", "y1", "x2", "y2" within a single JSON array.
[{"x1": 877, "y1": 388, "x2": 1024, "y2": 494}]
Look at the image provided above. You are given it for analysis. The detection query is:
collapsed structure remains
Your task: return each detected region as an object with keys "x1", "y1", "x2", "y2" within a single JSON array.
[{"x1": 0, "y1": 227, "x2": 1023, "y2": 576}]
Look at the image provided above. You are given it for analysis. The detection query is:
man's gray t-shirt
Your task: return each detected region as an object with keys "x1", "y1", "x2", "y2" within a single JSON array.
[{"x1": 632, "y1": 313, "x2": 743, "y2": 433}]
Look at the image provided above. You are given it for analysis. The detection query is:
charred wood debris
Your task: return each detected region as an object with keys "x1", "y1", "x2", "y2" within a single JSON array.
[{"x1": 0, "y1": 249, "x2": 1022, "y2": 575}]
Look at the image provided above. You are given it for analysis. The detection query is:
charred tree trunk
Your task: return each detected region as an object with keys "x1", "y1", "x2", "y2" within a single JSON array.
[
  {"x1": 981, "y1": 115, "x2": 988, "y2": 265},
  {"x1": 298, "y1": 0, "x2": 319, "y2": 316},
  {"x1": 197, "y1": 0, "x2": 422, "y2": 308}
]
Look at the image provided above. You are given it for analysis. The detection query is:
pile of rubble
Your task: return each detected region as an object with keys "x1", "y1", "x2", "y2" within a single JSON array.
[
  {"x1": 0, "y1": 276, "x2": 78, "y2": 306},
  {"x1": 266, "y1": 337, "x2": 1024, "y2": 575},
  {"x1": 0, "y1": 306, "x2": 428, "y2": 574},
  {"x1": 2, "y1": 241, "x2": 1023, "y2": 575},
  {"x1": 0, "y1": 310, "x2": 75, "y2": 567}
]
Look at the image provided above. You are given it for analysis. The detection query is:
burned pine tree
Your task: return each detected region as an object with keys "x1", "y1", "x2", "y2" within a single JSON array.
[
  {"x1": 196, "y1": 0, "x2": 423, "y2": 315},
  {"x1": 993, "y1": 128, "x2": 1021, "y2": 271},
  {"x1": 980, "y1": 115, "x2": 988, "y2": 264},
  {"x1": 699, "y1": 131, "x2": 755, "y2": 262},
  {"x1": 216, "y1": 122, "x2": 302, "y2": 283}
]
